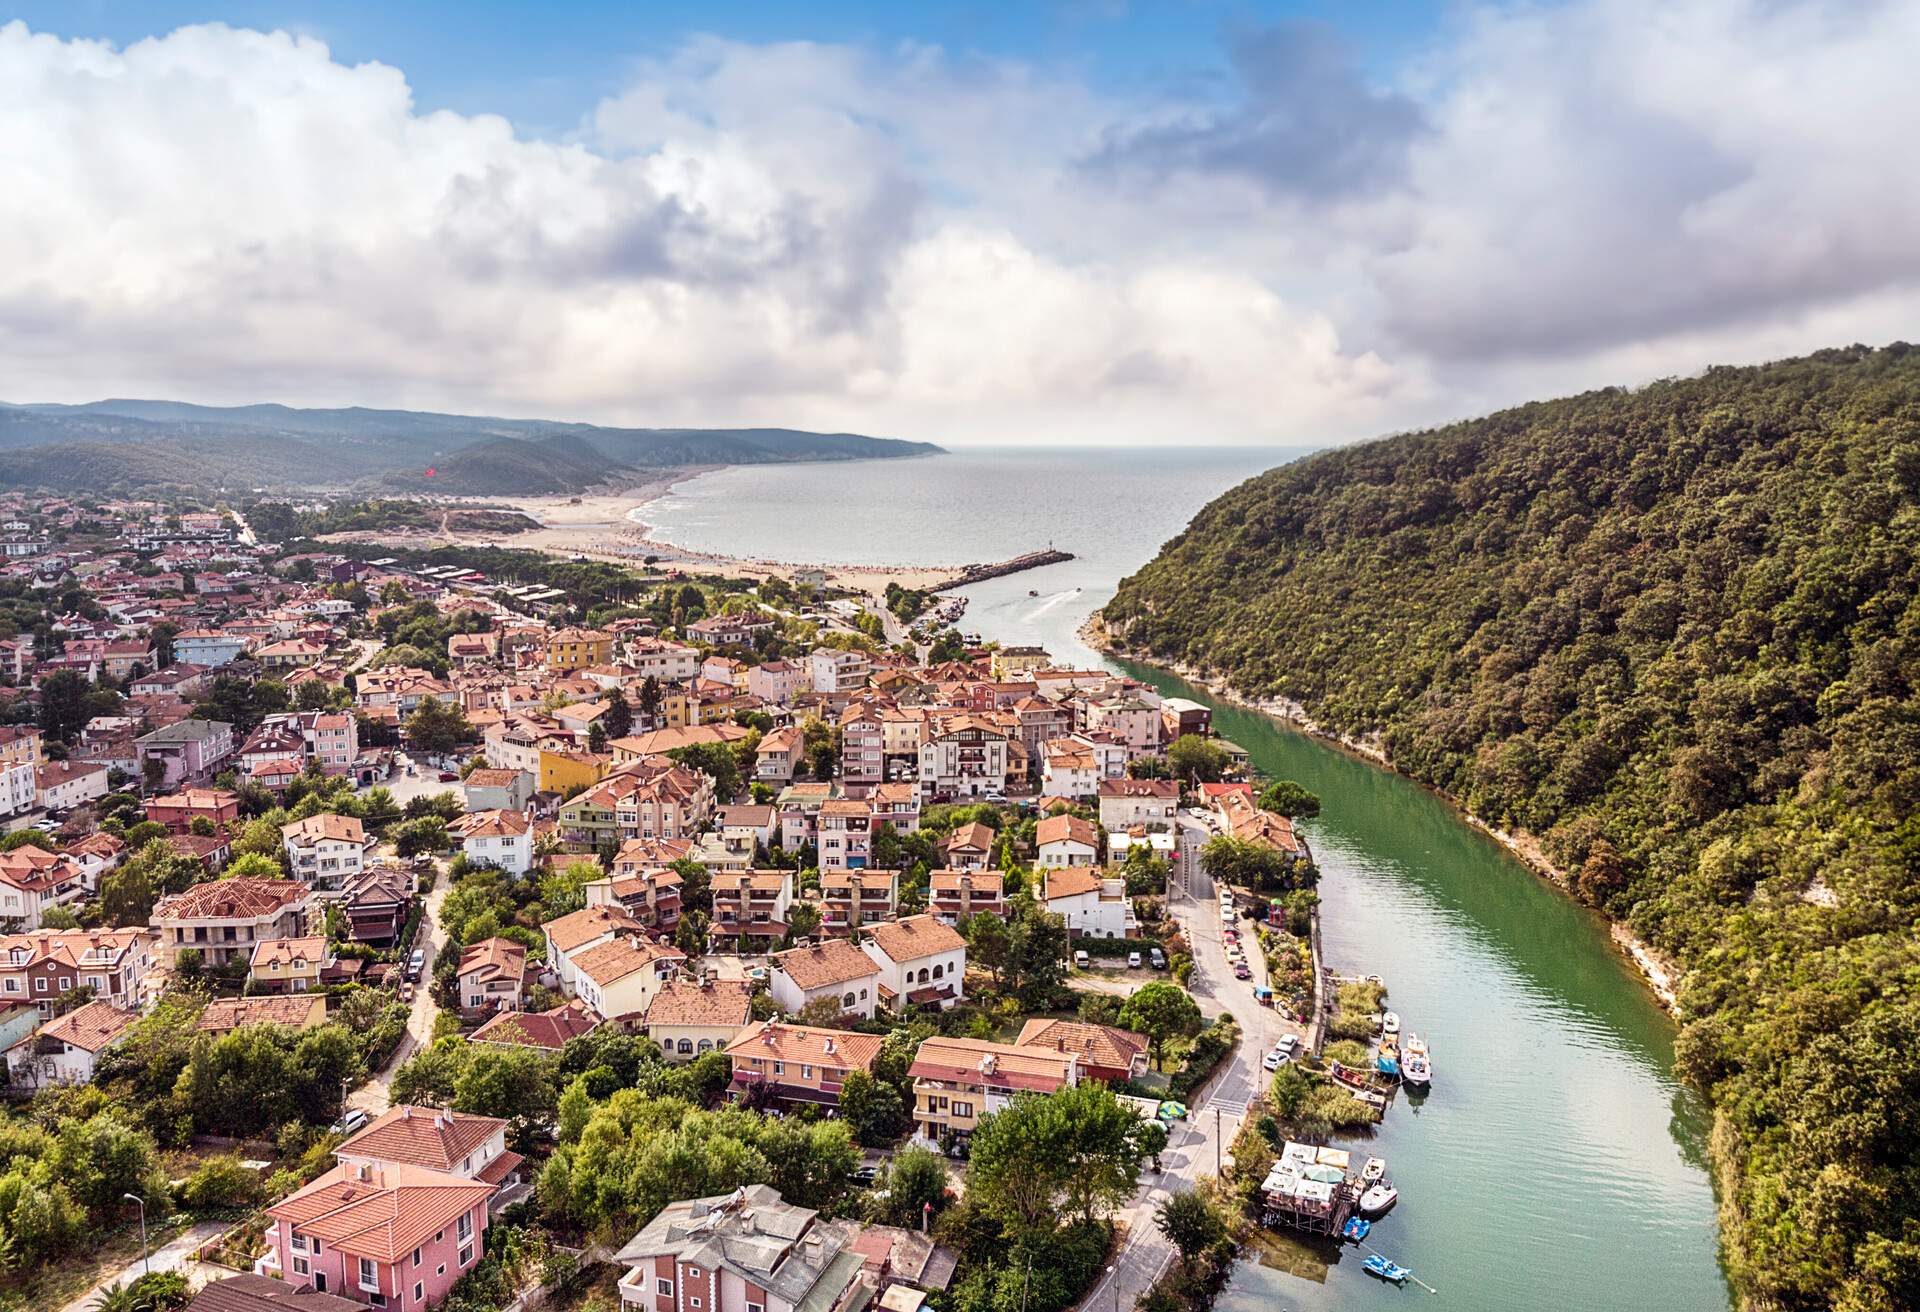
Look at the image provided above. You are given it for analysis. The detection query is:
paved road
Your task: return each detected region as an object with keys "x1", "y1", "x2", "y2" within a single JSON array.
[
  {"x1": 351, "y1": 875, "x2": 450, "y2": 1114},
  {"x1": 1078, "y1": 887, "x2": 1301, "y2": 1312},
  {"x1": 61, "y1": 1219, "x2": 231, "y2": 1312}
]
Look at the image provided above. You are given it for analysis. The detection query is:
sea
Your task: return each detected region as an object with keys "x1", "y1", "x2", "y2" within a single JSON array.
[
  {"x1": 632, "y1": 445, "x2": 1730, "y2": 1310},
  {"x1": 631, "y1": 445, "x2": 1297, "y2": 662}
]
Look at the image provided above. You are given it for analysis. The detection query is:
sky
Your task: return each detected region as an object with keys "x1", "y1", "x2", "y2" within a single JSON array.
[{"x1": 2, "y1": 0, "x2": 1917, "y2": 446}]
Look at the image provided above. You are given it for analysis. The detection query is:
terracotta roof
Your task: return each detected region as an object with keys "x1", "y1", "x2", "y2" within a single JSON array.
[
  {"x1": 544, "y1": 905, "x2": 643, "y2": 954},
  {"x1": 450, "y1": 808, "x2": 531, "y2": 840},
  {"x1": 723, "y1": 1020, "x2": 884, "y2": 1071},
  {"x1": 1099, "y1": 778, "x2": 1180, "y2": 798},
  {"x1": 861, "y1": 914, "x2": 966, "y2": 964},
  {"x1": 268, "y1": 1161, "x2": 495, "y2": 1263},
  {"x1": 154, "y1": 877, "x2": 307, "y2": 922},
  {"x1": 281, "y1": 812, "x2": 365, "y2": 845},
  {"x1": 1014, "y1": 1019, "x2": 1149, "y2": 1074},
  {"x1": 1036, "y1": 814, "x2": 1099, "y2": 849},
  {"x1": 250, "y1": 936, "x2": 329, "y2": 971},
  {"x1": 471, "y1": 1002, "x2": 599, "y2": 1051},
  {"x1": 772, "y1": 939, "x2": 880, "y2": 991},
  {"x1": 571, "y1": 935, "x2": 684, "y2": 990},
  {"x1": 943, "y1": 822, "x2": 995, "y2": 854},
  {"x1": 335, "y1": 1105, "x2": 507, "y2": 1173},
  {"x1": 182, "y1": 1272, "x2": 364, "y2": 1312},
  {"x1": 196, "y1": 995, "x2": 328, "y2": 1032},
  {"x1": 41, "y1": 999, "x2": 137, "y2": 1053},
  {"x1": 929, "y1": 869, "x2": 1003, "y2": 895},
  {"x1": 643, "y1": 978, "x2": 755, "y2": 1028},
  {"x1": 458, "y1": 937, "x2": 527, "y2": 984},
  {"x1": 463, "y1": 769, "x2": 523, "y2": 788},
  {"x1": 1042, "y1": 868, "x2": 1105, "y2": 900},
  {"x1": 908, "y1": 1036, "x2": 1077, "y2": 1093}
]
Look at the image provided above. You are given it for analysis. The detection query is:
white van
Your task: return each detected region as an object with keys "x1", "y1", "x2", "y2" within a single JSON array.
[{"x1": 1073, "y1": 949, "x2": 1090, "y2": 968}]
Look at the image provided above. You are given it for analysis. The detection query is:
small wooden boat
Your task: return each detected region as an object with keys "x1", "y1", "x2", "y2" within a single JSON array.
[
  {"x1": 1359, "y1": 1183, "x2": 1399, "y2": 1215},
  {"x1": 1403, "y1": 1032, "x2": 1431, "y2": 1088},
  {"x1": 1362, "y1": 1157, "x2": 1387, "y2": 1185},
  {"x1": 1363, "y1": 1254, "x2": 1411, "y2": 1285},
  {"x1": 1342, "y1": 1216, "x2": 1371, "y2": 1242}
]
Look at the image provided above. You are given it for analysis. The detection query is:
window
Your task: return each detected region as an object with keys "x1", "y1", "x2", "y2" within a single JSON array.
[
  {"x1": 412, "y1": 1248, "x2": 422, "y2": 1268},
  {"x1": 842, "y1": 993, "x2": 855, "y2": 1008},
  {"x1": 413, "y1": 1283, "x2": 424, "y2": 1305},
  {"x1": 801, "y1": 1065, "x2": 813, "y2": 1079},
  {"x1": 954, "y1": 1102, "x2": 973, "y2": 1117},
  {"x1": 292, "y1": 1257, "x2": 309, "y2": 1276},
  {"x1": 291, "y1": 1233, "x2": 308, "y2": 1254},
  {"x1": 773, "y1": 1061, "x2": 784, "y2": 1075},
  {"x1": 658, "y1": 1280, "x2": 674, "y2": 1297},
  {"x1": 691, "y1": 1300, "x2": 702, "y2": 1310},
  {"x1": 358, "y1": 1256, "x2": 380, "y2": 1293}
]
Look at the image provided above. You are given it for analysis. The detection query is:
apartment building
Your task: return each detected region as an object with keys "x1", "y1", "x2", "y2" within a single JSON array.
[
  {"x1": 928, "y1": 870, "x2": 1005, "y2": 926},
  {"x1": 819, "y1": 868, "x2": 897, "y2": 936},
  {"x1": 281, "y1": 812, "x2": 369, "y2": 887},
  {"x1": 768, "y1": 940, "x2": 882, "y2": 1020},
  {"x1": 909, "y1": 1037, "x2": 1079, "y2": 1144},
  {"x1": 860, "y1": 915, "x2": 966, "y2": 1013},
  {"x1": 151, "y1": 877, "x2": 311, "y2": 967},
  {"x1": 723, "y1": 1021, "x2": 885, "y2": 1109},
  {"x1": 708, "y1": 869, "x2": 794, "y2": 948},
  {"x1": 815, "y1": 798, "x2": 873, "y2": 871}
]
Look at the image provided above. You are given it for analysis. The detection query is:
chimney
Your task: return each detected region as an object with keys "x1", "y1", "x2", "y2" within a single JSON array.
[{"x1": 823, "y1": 1036, "x2": 835, "y2": 1055}]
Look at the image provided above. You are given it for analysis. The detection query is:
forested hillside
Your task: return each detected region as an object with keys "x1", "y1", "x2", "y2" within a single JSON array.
[{"x1": 1101, "y1": 344, "x2": 1920, "y2": 1312}]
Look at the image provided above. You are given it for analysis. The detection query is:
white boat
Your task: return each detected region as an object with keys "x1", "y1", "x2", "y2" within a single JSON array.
[
  {"x1": 1403, "y1": 1033, "x2": 1432, "y2": 1088},
  {"x1": 1381, "y1": 1011, "x2": 1401, "y2": 1035},
  {"x1": 1358, "y1": 1183, "x2": 1399, "y2": 1215},
  {"x1": 1361, "y1": 1157, "x2": 1387, "y2": 1185}
]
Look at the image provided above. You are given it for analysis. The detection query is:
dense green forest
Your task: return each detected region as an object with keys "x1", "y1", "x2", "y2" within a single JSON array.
[{"x1": 1101, "y1": 344, "x2": 1920, "y2": 1312}]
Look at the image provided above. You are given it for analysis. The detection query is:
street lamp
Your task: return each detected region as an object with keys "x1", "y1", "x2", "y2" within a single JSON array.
[
  {"x1": 1106, "y1": 1263, "x2": 1119, "y2": 1312},
  {"x1": 123, "y1": 1192, "x2": 149, "y2": 1276}
]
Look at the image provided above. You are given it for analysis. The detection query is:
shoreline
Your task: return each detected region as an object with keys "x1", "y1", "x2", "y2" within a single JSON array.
[
  {"x1": 1081, "y1": 611, "x2": 1686, "y2": 1013},
  {"x1": 319, "y1": 466, "x2": 975, "y2": 593}
]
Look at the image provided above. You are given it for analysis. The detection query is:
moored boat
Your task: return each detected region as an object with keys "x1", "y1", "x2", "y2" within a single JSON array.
[
  {"x1": 1342, "y1": 1216, "x2": 1371, "y2": 1242},
  {"x1": 1359, "y1": 1183, "x2": 1400, "y2": 1215},
  {"x1": 1381, "y1": 1011, "x2": 1401, "y2": 1035},
  {"x1": 1403, "y1": 1032, "x2": 1432, "y2": 1088},
  {"x1": 1363, "y1": 1254, "x2": 1411, "y2": 1284},
  {"x1": 1362, "y1": 1157, "x2": 1387, "y2": 1185}
]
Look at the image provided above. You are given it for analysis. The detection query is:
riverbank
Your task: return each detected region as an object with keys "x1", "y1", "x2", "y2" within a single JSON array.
[{"x1": 1081, "y1": 610, "x2": 1686, "y2": 1013}]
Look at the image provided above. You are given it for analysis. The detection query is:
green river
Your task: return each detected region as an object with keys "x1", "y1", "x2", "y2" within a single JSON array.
[{"x1": 1116, "y1": 664, "x2": 1730, "y2": 1312}]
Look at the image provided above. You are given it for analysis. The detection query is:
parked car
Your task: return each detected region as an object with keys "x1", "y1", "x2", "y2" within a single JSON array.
[
  {"x1": 1275, "y1": 1034, "x2": 1300, "y2": 1057},
  {"x1": 332, "y1": 1108, "x2": 370, "y2": 1137},
  {"x1": 1127, "y1": 951, "x2": 1142, "y2": 969},
  {"x1": 1074, "y1": 949, "x2": 1090, "y2": 968},
  {"x1": 1233, "y1": 963, "x2": 1253, "y2": 980},
  {"x1": 405, "y1": 948, "x2": 426, "y2": 981},
  {"x1": 438, "y1": 770, "x2": 459, "y2": 782},
  {"x1": 850, "y1": 1164, "x2": 881, "y2": 1185},
  {"x1": 400, "y1": 981, "x2": 416, "y2": 1003},
  {"x1": 1150, "y1": 947, "x2": 1168, "y2": 969},
  {"x1": 1262, "y1": 1050, "x2": 1288, "y2": 1071}
]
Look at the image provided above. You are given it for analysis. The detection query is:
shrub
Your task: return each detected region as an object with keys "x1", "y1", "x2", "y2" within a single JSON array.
[{"x1": 180, "y1": 1153, "x2": 265, "y2": 1209}]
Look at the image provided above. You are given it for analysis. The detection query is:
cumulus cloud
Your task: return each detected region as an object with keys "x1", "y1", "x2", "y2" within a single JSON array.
[{"x1": 0, "y1": 2, "x2": 1915, "y2": 445}]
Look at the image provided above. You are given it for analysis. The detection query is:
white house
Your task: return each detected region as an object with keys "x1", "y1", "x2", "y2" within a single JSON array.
[
  {"x1": 1035, "y1": 814, "x2": 1100, "y2": 868},
  {"x1": 569, "y1": 935, "x2": 685, "y2": 1021},
  {"x1": 1040, "y1": 868, "x2": 1136, "y2": 939},
  {"x1": 768, "y1": 939, "x2": 882, "y2": 1020},
  {"x1": 542, "y1": 906, "x2": 646, "y2": 992},
  {"x1": 5, "y1": 1000, "x2": 135, "y2": 1088},
  {"x1": 34, "y1": 760, "x2": 109, "y2": 813},
  {"x1": 1096, "y1": 779, "x2": 1180, "y2": 830},
  {"x1": 280, "y1": 813, "x2": 369, "y2": 888},
  {"x1": 808, "y1": 648, "x2": 870, "y2": 695},
  {"x1": 859, "y1": 914, "x2": 967, "y2": 1013},
  {"x1": 449, "y1": 810, "x2": 534, "y2": 875}
]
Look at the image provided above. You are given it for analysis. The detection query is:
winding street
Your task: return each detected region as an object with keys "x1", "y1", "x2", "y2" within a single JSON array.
[{"x1": 1078, "y1": 883, "x2": 1299, "y2": 1312}]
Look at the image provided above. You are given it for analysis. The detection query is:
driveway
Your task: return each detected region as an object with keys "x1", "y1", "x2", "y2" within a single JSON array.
[
  {"x1": 61, "y1": 1218, "x2": 231, "y2": 1312},
  {"x1": 351, "y1": 874, "x2": 450, "y2": 1113}
]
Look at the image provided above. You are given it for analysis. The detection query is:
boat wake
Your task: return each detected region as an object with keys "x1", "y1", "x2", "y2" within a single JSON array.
[{"x1": 1026, "y1": 590, "x2": 1076, "y2": 618}]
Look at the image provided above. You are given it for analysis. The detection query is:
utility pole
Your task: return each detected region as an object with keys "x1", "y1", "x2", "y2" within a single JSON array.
[
  {"x1": 1214, "y1": 1106, "x2": 1222, "y2": 1174},
  {"x1": 123, "y1": 1193, "x2": 149, "y2": 1277}
]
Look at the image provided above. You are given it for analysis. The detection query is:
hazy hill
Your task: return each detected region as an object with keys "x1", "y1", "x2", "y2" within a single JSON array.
[
  {"x1": 0, "y1": 398, "x2": 940, "y2": 494},
  {"x1": 1101, "y1": 344, "x2": 1920, "y2": 1312}
]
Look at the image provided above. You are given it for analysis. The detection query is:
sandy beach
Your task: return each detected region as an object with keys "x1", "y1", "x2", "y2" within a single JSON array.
[{"x1": 321, "y1": 468, "x2": 968, "y2": 593}]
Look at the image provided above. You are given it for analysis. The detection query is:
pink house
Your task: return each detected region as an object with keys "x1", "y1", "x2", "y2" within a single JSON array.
[{"x1": 263, "y1": 1159, "x2": 494, "y2": 1308}]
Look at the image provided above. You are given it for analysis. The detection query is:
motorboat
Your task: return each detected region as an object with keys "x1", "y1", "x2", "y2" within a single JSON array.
[
  {"x1": 1361, "y1": 1157, "x2": 1387, "y2": 1185},
  {"x1": 1363, "y1": 1254, "x2": 1411, "y2": 1284},
  {"x1": 1358, "y1": 1183, "x2": 1399, "y2": 1215},
  {"x1": 1403, "y1": 1033, "x2": 1432, "y2": 1088},
  {"x1": 1381, "y1": 1011, "x2": 1401, "y2": 1035}
]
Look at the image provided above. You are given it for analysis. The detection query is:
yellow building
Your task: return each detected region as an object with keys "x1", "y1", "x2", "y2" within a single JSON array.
[
  {"x1": 540, "y1": 747, "x2": 610, "y2": 797},
  {"x1": 658, "y1": 687, "x2": 690, "y2": 730},
  {"x1": 545, "y1": 627, "x2": 614, "y2": 672},
  {"x1": 248, "y1": 936, "x2": 330, "y2": 994}
]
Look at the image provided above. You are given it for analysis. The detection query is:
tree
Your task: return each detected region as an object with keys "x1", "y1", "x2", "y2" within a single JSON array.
[
  {"x1": 838, "y1": 1070, "x2": 908, "y2": 1148},
  {"x1": 601, "y1": 686, "x2": 633, "y2": 740},
  {"x1": 38, "y1": 670, "x2": 93, "y2": 743},
  {"x1": 395, "y1": 818, "x2": 451, "y2": 857},
  {"x1": 968, "y1": 1083, "x2": 1147, "y2": 1237},
  {"x1": 1006, "y1": 908, "x2": 1070, "y2": 1008},
  {"x1": 1258, "y1": 780, "x2": 1322, "y2": 819},
  {"x1": 963, "y1": 913, "x2": 1011, "y2": 990},
  {"x1": 405, "y1": 698, "x2": 473, "y2": 756},
  {"x1": 454, "y1": 1046, "x2": 558, "y2": 1147},
  {"x1": 638, "y1": 676, "x2": 663, "y2": 725},
  {"x1": 786, "y1": 900, "x2": 822, "y2": 942},
  {"x1": 99, "y1": 860, "x2": 157, "y2": 927},
  {"x1": 1166, "y1": 735, "x2": 1230, "y2": 785},
  {"x1": 1119, "y1": 982, "x2": 1204, "y2": 1070},
  {"x1": 878, "y1": 1146, "x2": 949, "y2": 1227},
  {"x1": 1155, "y1": 1189, "x2": 1226, "y2": 1270}
]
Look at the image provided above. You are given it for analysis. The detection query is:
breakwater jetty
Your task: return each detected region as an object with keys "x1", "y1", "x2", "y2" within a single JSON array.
[{"x1": 930, "y1": 547, "x2": 1074, "y2": 591}]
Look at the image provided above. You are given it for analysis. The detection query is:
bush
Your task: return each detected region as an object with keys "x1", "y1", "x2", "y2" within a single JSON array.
[
  {"x1": 179, "y1": 1153, "x2": 265, "y2": 1209},
  {"x1": 1322, "y1": 1039, "x2": 1370, "y2": 1068},
  {"x1": 1168, "y1": 1016, "x2": 1239, "y2": 1100}
]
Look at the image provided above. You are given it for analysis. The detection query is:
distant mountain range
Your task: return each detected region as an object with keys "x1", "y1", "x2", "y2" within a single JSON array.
[{"x1": 0, "y1": 398, "x2": 941, "y2": 495}]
